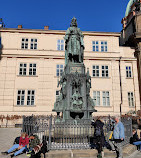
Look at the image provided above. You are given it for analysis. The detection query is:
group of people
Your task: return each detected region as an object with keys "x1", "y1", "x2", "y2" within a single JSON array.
[
  {"x1": 92, "y1": 115, "x2": 124, "y2": 158},
  {"x1": 92, "y1": 115, "x2": 141, "y2": 158},
  {"x1": 1, "y1": 116, "x2": 141, "y2": 158},
  {"x1": 1, "y1": 132, "x2": 41, "y2": 158}
]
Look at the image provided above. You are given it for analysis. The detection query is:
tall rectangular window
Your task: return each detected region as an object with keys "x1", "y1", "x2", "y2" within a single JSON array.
[
  {"x1": 126, "y1": 66, "x2": 132, "y2": 78},
  {"x1": 128, "y1": 92, "x2": 134, "y2": 107},
  {"x1": 102, "y1": 65, "x2": 109, "y2": 77},
  {"x1": 29, "y1": 63, "x2": 36, "y2": 76},
  {"x1": 17, "y1": 90, "x2": 25, "y2": 105},
  {"x1": 92, "y1": 41, "x2": 99, "y2": 52},
  {"x1": 102, "y1": 91, "x2": 110, "y2": 106},
  {"x1": 56, "y1": 64, "x2": 64, "y2": 76},
  {"x1": 57, "y1": 39, "x2": 64, "y2": 51},
  {"x1": 101, "y1": 41, "x2": 107, "y2": 52},
  {"x1": 30, "y1": 39, "x2": 37, "y2": 49},
  {"x1": 93, "y1": 91, "x2": 100, "y2": 106},
  {"x1": 19, "y1": 63, "x2": 27, "y2": 75},
  {"x1": 21, "y1": 38, "x2": 28, "y2": 49},
  {"x1": 27, "y1": 90, "x2": 35, "y2": 105},
  {"x1": 92, "y1": 65, "x2": 99, "y2": 77}
]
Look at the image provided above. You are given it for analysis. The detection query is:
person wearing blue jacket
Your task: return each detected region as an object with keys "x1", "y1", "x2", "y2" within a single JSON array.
[{"x1": 109, "y1": 115, "x2": 125, "y2": 158}]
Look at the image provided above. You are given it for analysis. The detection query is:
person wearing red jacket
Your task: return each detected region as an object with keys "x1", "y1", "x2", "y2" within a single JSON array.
[{"x1": 1, "y1": 132, "x2": 29, "y2": 158}]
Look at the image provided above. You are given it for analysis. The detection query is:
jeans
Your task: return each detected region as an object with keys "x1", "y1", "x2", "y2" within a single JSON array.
[
  {"x1": 133, "y1": 141, "x2": 141, "y2": 150},
  {"x1": 8, "y1": 144, "x2": 25, "y2": 156},
  {"x1": 96, "y1": 137, "x2": 103, "y2": 154},
  {"x1": 109, "y1": 140, "x2": 122, "y2": 158},
  {"x1": 25, "y1": 145, "x2": 32, "y2": 152}
]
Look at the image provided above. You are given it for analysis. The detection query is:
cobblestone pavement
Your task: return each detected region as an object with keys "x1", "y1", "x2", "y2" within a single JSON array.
[
  {"x1": 0, "y1": 128, "x2": 141, "y2": 158},
  {"x1": 128, "y1": 150, "x2": 141, "y2": 158}
]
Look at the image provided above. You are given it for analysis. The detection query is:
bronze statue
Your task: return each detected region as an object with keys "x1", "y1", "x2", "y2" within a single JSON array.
[
  {"x1": 64, "y1": 17, "x2": 84, "y2": 64},
  {"x1": 53, "y1": 18, "x2": 96, "y2": 123}
]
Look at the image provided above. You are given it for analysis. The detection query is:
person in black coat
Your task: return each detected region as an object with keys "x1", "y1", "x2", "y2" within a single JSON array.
[
  {"x1": 130, "y1": 129, "x2": 141, "y2": 151},
  {"x1": 91, "y1": 117, "x2": 105, "y2": 158},
  {"x1": 130, "y1": 129, "x2": 139, "y2": 144}
]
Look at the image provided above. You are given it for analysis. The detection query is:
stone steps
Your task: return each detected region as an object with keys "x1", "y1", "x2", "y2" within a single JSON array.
[{"x1": 42, "y1": 144, "x2": 137, "y2": 158}]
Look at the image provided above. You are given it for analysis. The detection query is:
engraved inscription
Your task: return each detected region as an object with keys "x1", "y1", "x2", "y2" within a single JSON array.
[{"x1": 70, "y1": 67, "x2": 82, "y2": 73}]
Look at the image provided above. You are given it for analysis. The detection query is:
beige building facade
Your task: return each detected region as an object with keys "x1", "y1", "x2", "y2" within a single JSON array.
[
  {"x1": 0, "y1": 26, "x2": 140, "y2": 117},
  {"x1": 121, "y1": 0, "x2": 141, "y2": 103}
]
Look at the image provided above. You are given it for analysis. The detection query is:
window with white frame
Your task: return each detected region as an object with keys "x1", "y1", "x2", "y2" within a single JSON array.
[
  {"x1": 29, "y1": 63, "x2": 36, "y2": 76},
  {"x1": 101, "y1": 41, "x2": 107, "y2": 52},
  {"x1": 19, "y1": 63, "x2": 27, "y2": 75},
  {"x1": 102, "y1": 91, "x2": 110, "y2": 106},
  {"x1": 92, "y1": 41, "x2": 99, "y2": 52},
  {"x1": 128, "y1": 92, "x2": 134, "y2": 107},
  {"x1": 93, "y1": 91, "x2": 100, "y2": 106},
  {"x1": 56, "y1": 64, "x2": 64, "y2": 76},
  {"x1": 92, "y1": 65, "x2": 99, "y2": 77},
  {"x1": 27, "y1": 90, "x2": 35, "y2": 105},
  {"x1": 57, "y1": 39, "x2": 64, "y2": 51},
  {"x1": 17, "y1": 90, "x2": 25, "y2": 105},
  {"x1": 21, "y1": 38, "x2": 28, "y2": 49},
  {"x1": 102, "y1": 65, "x2": 109, "y2": 77},
  {"x1": 30, "y1": 38, "x2": 37, "y2": 49},
  {"x1": 126, "y1": 66, "x2": 132, "y2": 78}
]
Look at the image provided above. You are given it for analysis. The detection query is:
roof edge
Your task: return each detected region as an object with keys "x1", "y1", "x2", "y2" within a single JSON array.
[{"x1": 0, "y1": 28, "x2": 121, "y2": 37}]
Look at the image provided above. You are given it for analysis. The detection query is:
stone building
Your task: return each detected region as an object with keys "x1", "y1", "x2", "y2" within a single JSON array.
[
  {"x1": 0, "y1": 24, "x2": 140, "y2": 117},
  {"x1": 121, "y1": 0, "x2": 141, "y2": 103}
]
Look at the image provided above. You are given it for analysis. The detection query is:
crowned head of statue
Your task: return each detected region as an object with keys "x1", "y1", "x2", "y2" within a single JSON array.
[{"x1": 70, "y1": 17, "x2": 77, "y2": 27}]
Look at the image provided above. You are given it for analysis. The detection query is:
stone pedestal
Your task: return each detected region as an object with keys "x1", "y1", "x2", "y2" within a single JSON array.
[{"x1": 53, "y1": 63, "x2": 96, "y2": 123}]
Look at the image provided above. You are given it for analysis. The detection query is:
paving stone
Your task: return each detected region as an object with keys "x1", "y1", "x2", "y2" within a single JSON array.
[{"x1": 123, "y1": 144, "x2": 137, "y2": 157}]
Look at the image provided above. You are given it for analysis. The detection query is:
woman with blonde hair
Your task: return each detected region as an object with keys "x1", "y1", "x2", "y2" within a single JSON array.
[{"x1": 1, "y1": 132, "x2": 29, "y2": 158}]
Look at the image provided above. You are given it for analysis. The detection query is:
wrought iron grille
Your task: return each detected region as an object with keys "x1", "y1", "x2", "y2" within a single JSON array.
[{"x1": 22, "y1": 115, "x2": 132, "y2": 150}]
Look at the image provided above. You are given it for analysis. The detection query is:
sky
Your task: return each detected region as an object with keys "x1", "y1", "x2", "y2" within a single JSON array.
[{"x1": 0, "y1": 0, "x2": 130, "y2": 32}]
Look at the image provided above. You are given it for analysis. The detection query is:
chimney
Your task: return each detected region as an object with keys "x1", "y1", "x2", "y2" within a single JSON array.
[
  {"x1": 44, "y1": 26, "x2": 49, "y2": 30},
  {"x1": 18, "y1": 25, "x2": 22, "y2": 29}
]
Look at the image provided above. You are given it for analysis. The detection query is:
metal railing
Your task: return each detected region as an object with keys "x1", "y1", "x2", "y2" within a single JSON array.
[{"x1": 22, "y1": 115, "x2": 132, "y2": 150}]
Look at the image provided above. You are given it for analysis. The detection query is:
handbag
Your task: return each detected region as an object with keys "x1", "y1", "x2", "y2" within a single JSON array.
[{"x1": 106, "y1": 131, "x2": 113, "y2": 140}]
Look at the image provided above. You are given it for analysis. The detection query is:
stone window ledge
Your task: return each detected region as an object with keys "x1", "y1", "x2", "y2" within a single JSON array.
[
  {"x1": 15, "y1": 105, "x2": 36, "y2": 107},
  {"x1": 126, "y1": 77, "x2": 133, "y2": 79},
  {"x1": 95, "y1": 106, "x2": 111, "y2": 107},
  {"x1": 91, "y1": 77, "x2": 110, "y2": 79},
  {"x1": 17, "y1": 75, "x2": 38, "y2": 77}
]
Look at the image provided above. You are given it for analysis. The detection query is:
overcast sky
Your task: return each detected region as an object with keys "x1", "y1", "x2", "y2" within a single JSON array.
[{"x1": 0, "y1": 0, "x2": 130, "y2": 32}]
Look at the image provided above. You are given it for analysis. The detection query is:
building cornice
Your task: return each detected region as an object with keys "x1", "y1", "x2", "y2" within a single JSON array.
[
  {"x1": 0, "y1": 28, "x2": 121, "y2": 37},
  {"x1": 1, "y1": 48, "x2": 122, "y2": 53},
  {"x1": 1, "y1": 54, "x2": 137, "y2": 61}
]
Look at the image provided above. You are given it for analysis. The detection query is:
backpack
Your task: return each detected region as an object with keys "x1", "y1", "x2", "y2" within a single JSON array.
[
  {"x1": 95, "y1": 126, "x2": 102, "y2": 136},
  {"x1": 13, "y1": 136, "x2": 20, "y2": 144}
]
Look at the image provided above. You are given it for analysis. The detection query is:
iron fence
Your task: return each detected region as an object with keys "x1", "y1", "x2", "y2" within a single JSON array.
[{"x1": 22, "y1": 115, "x2": 132, "y2": 150}]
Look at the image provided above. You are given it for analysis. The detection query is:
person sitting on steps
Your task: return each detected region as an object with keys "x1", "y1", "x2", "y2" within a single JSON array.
[
  {"x1": 130, "y1": 129, "x2": 141, "y2": 151},
  {"x1": 1, "y1": 132, "x2": 29, "y2": 158}
]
